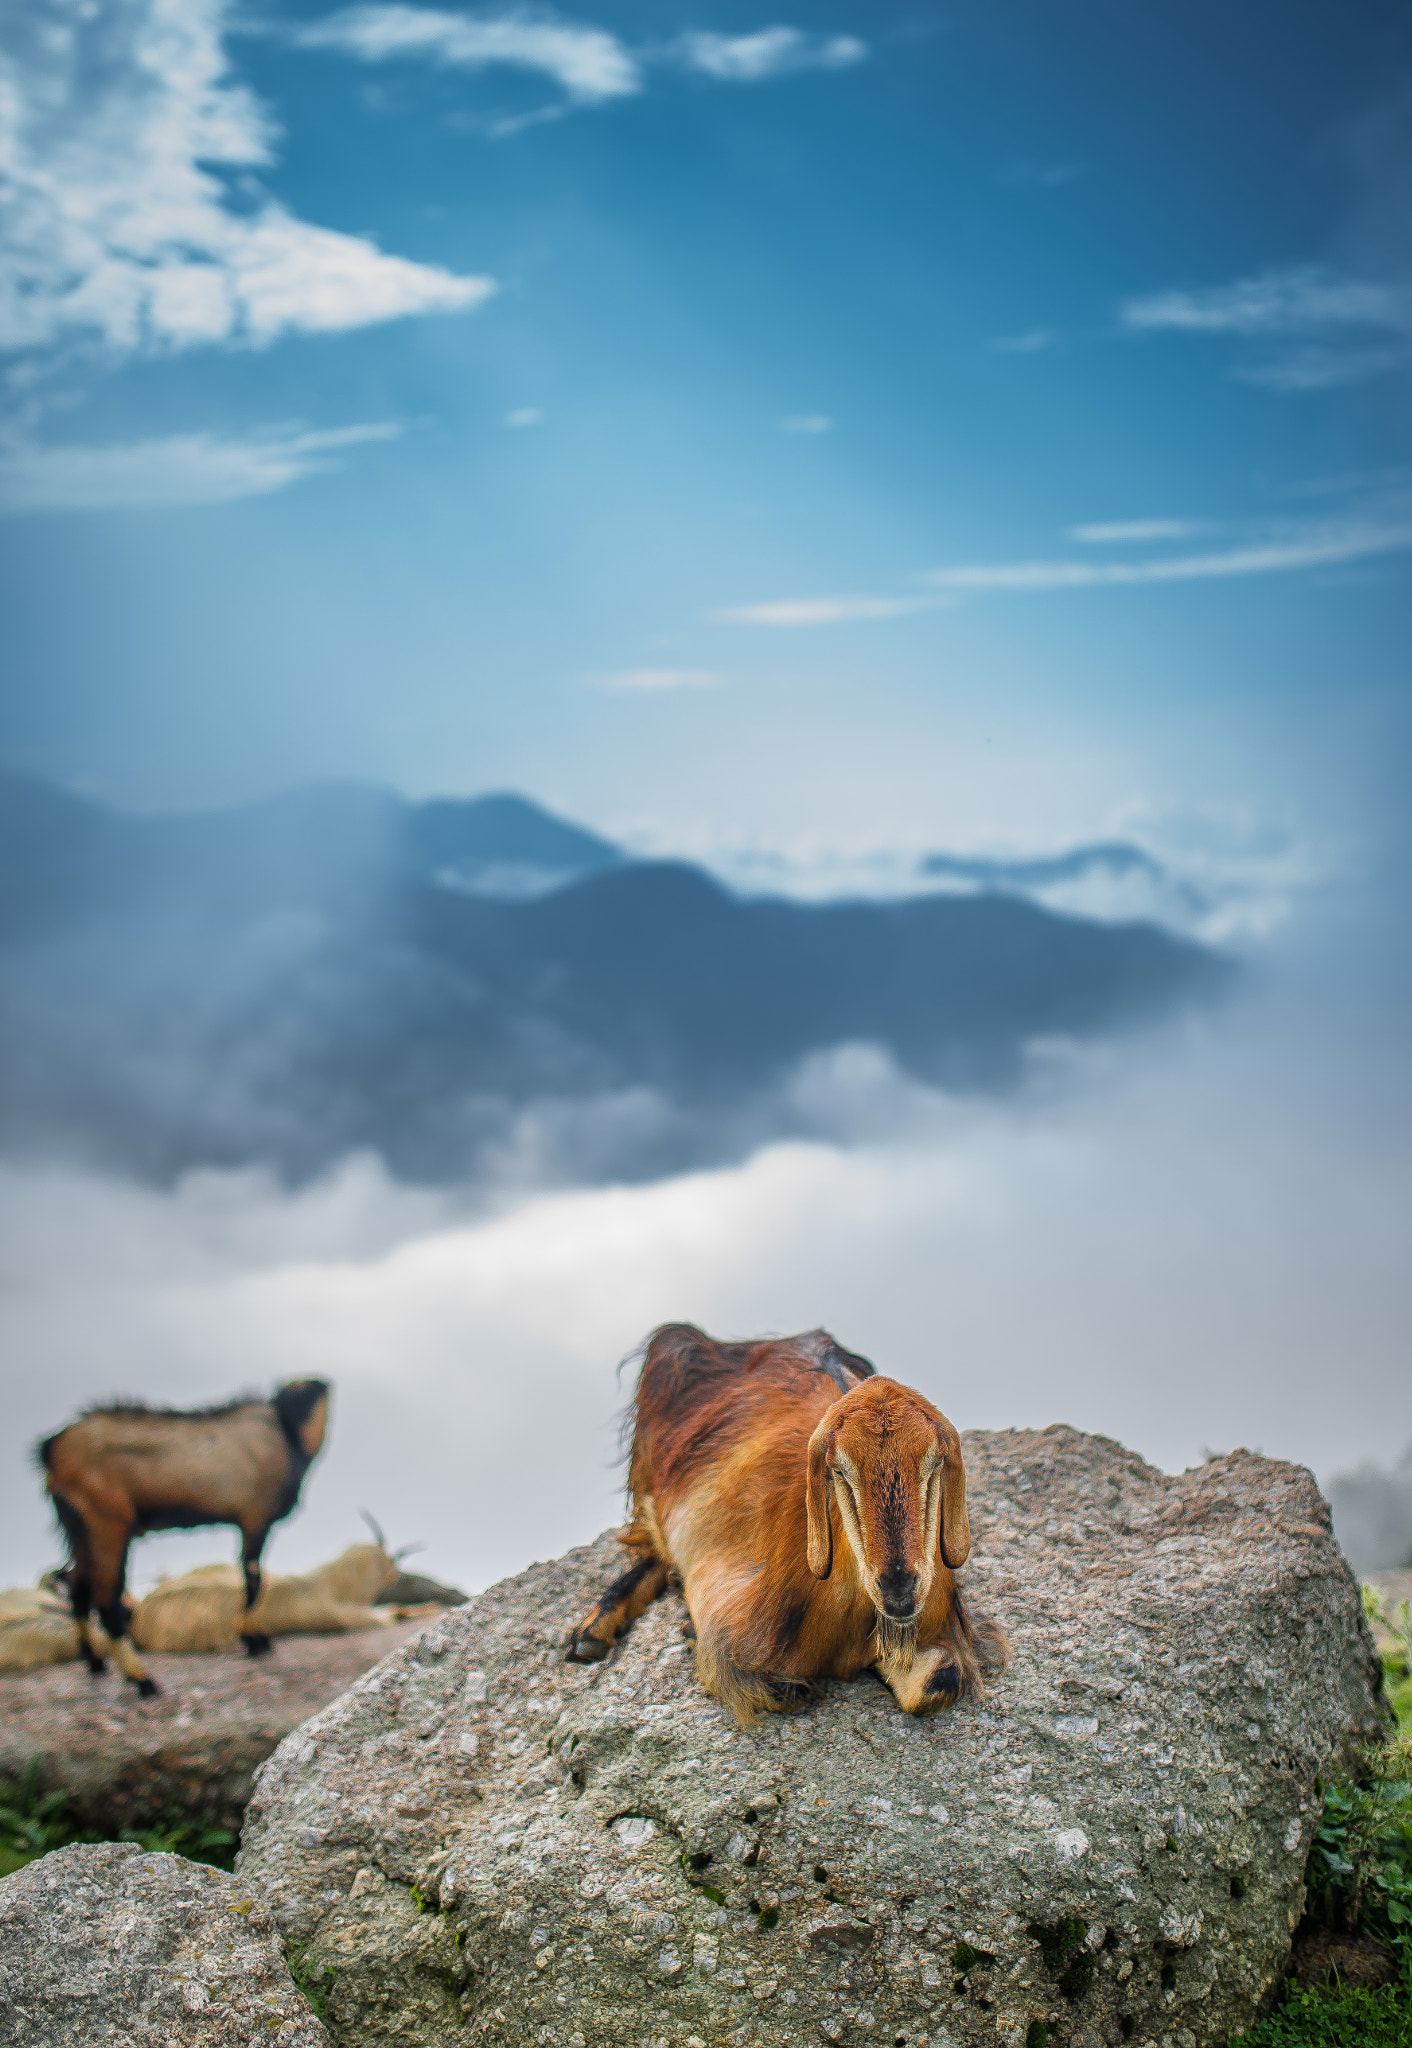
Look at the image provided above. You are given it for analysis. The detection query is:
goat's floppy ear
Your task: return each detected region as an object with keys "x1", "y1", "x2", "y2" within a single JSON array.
[
  {"x1": 937, "y1": 1422, "x2": 971, "y2": 1569},
  {"x1": 805, "y1": 1410, "x2": 838, "y2": 1579}
]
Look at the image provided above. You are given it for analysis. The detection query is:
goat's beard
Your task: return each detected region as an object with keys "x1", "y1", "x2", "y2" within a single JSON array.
[{"x1": 870, "y1": 1611, "x2": 919, "y2": 1665}]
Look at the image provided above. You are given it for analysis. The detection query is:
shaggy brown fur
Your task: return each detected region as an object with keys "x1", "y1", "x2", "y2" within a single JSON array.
[
  {"x1": 567, "y1": 1325, "x2": 1006, "y2": 1724},
  {"x1": 38, "y1": 1381, "x2": 329, "y2": 1695}
]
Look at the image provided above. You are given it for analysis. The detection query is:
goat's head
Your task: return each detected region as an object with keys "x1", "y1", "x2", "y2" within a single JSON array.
[
  {"x1": 804, "y1": 1379, "x2": 970, "y2": 1624},
  {"x1": 274, "y1": 1380, "x2": 331, "y2": 1461}
]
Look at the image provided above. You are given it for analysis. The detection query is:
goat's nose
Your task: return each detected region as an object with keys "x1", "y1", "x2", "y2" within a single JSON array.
[{"x1": 878, "y1": 1566, "x2": 919, "y2": 1617}]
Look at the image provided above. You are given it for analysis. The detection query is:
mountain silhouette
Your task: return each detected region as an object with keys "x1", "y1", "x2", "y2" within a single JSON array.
[{"x1": 0, "y1": 769, "x2": 1230, "y2": 1184}]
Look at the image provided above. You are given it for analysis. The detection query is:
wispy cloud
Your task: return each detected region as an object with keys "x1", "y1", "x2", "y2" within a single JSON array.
[
  {"x1": 716, "y1": 594, "x2": 937, "y2": 627},
  {"x1": 991, "y1": 329, "x2": 1055, "y2": 355},
  {"x1": 780, "y1": 413, "x2": 833, "y2": 434},
  {"x1": 1120, "y1": 264, "x2": 1412, "y2": 390},
  {"x1": 1069, "y1": 519, "x2": 1197, "y2": 544},
  {"x1": 290, "y1": 10, "x2": 867, "y2": 110},
  {"x1": 719, "y1": 506, "x2": 1412, "y2": 624},
  {"x1": 293, "y1": 6, "x2": 642, "y2": 100},
  {"x1": 0, "y1": 423, "x2": 399, "y2": 513},
  {"x1": 922, "y1": 521, "x2": 1412, "y2": 593},
  {"x1": 677, "y1": 28, "x2": 866, "y2": 82},
  {"x1": 595, "y1": 667, "x2": 720, "y2": 691},
  {"x1": 0, "y1": 0, "x2": 492, "y2": 361},
  {"x1": 1121, "y1": 266, "x2": 1412, "y2": 337},
  {"x1": 505, "y1": 406, "x2": 544, "y2": 426},
  {"x1": 1235, "y1": 345, "x2": 1410, "y2": 392},
  {"x1": 999, "y1": 161, "x2": 1084, "y2": 189}
]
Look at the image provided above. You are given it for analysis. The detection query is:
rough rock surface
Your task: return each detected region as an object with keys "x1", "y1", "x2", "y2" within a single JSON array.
[
  {"x1": 238, "y1": 1429, "x2": 1382, "y2": 2048},
  {"x1": 0, "y1": 1622, "x2": 429, "y2": 1831},
  {"x1": 0, "y1": 1841, "x2": 330, "y2": 2045}
]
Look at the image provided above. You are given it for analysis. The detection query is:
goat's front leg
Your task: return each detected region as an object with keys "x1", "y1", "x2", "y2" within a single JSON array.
[
  {"x1": 89, "y1": 1530, "x2": 159, "y2": 1697},
  {"x1": 566, "y1": 1553, "x2": 668, "y2": 1663},
  {"x1": 240, "y1": 1525, "x2": 273, "y2": 1657},
  {"x1": 874, "y1": 1641, "x2": 962, "y2": 1715}
]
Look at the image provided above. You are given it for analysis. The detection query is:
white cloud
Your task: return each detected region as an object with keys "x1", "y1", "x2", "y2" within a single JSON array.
[
  {"x1": 291, "y1": 10, "x2": 868, "y2": 107},
  {"x1": 719, "y1": 508, "x2": 1412, "y2": 625},
  {"x1": 1235, "y1": 345, "x2": 1410, "y2": 392},
  {"x1": 923, "y1": 520, "x2": 1412, "y2": 594},
  {"x1": 991, "y1": 329, "x2": 1056, "y2": 354},
  {"x1": 293, "y1": 6, "x2": 642, "y2": 100},
  {"x1": 678, "y1": 27, "x2": 866, "y2": 81},
  {"x1": 780, "y1": 412, "x2": 833, "y2": 434},
  {"x1": 1119, "y1": 264, "x2": 1412, "y2": 390},
  {"x1": 0, "y1": 0, "x2": 493, "y2": 360},
  {"x1": 1121, "y1": 265, "x2": 1412, "y2": 337},
  {"x1": 505, "y1": 406, "x2": 543, "y2": 426},
  {"x1": 717, "y1": 594, "x2": 938, "y2": 626},
  {"x1": 595, "y1": 667, "x2": 719, "y2": 692},
  {"x1": 1069, "y1": 519, "x2": 1197, "y2": 544},
  {"x1": 0, "y1": 421, "x2": 399, "y2": 513}
]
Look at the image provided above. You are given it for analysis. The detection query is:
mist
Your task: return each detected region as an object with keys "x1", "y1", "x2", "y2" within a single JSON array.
[{"x1": 4, "y1": 888, "x2": 1408, "y2": 1598}]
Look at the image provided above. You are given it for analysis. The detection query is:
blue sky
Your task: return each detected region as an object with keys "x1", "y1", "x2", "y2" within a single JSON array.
[{"x1": 1, "y1": 0, "x2": 1409, "y2": 867}]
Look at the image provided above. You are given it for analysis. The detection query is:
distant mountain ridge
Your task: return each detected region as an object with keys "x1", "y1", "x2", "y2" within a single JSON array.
[
  {"x1": 0, "y1": 770, "x2": 1230, "y2": 1185},
  {"x1": 0, "y1": 769, "x2": 622, "y2": 941}
]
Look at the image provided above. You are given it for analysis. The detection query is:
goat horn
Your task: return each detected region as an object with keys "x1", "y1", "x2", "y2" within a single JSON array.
[
  {"x1": 359, "y1": 1508, "x2": 388, "y2": 1551},
  {"x1": 393, "y1": 1542, "x2": 427, "y2": 1563}
]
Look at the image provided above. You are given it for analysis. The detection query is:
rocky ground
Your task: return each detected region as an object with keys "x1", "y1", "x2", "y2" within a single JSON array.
[{"x1": 0, "y1": 1622, "x2": 429, "y2": 1830}]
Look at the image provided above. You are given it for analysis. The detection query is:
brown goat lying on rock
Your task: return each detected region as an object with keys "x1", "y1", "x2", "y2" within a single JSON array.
[{"x1": 568, "y1": 1323, "x2": 1007, "y2": 1724}]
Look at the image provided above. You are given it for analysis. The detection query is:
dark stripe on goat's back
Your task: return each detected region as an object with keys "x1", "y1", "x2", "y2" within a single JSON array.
[{"x1": 796, "y1": 1330, "x2": 876, "y2": 1392}]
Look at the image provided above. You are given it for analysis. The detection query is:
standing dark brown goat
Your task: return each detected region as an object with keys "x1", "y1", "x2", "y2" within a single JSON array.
[{"x1": 38, "y1": 1380, "x2": 330, "y2": 1695}]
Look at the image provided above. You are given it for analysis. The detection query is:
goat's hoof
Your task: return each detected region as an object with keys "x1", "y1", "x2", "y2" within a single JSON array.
[
  {"x1": 564, "y1": 1630, "x2": 611, "y2": 1664},
  {"x1": 921, "y1": 1661, "x2": 961, "y2": 1710},
  {"x1": 84, "y1": 1658, "x2": 108, "y2": 1677},
  {"x1": 242, "y1": 1631, "x2": 273, "y2": 1657},
  {"x1": 680, "y1": 1617, "x2": 698, "y2": 1643},
  {"x1": 133, "y1": 1676, "x2": 160, "y2": 1698}
]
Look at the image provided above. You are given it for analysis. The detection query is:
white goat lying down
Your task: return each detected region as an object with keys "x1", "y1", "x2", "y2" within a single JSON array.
[
  {"x1": 0, "y1": 1579, "x2": 80, "y2": 1671},
  {"x1": 130, "y1": 1542, "x2": 441, "y2": 1652},
  {"x1": 0, "y1": 1544, "x2": 439, "y2": 1669}
]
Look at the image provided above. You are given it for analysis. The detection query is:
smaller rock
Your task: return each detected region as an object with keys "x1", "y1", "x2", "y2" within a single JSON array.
[{"x1": 0, "y1": 1841, "x2": 330, "y2": 2046}]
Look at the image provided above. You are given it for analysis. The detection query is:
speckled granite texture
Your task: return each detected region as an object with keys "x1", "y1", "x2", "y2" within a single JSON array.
[{"x1": 0, "y1": 1841, "x2": 329, "y2": 2045}]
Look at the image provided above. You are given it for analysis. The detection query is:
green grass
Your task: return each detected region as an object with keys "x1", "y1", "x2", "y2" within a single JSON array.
[
  {"x1": 284, "y1": 1941, "x2": 337, "y2": 2020},
  {"x1": 1234, "y1": 1974, "x2": 1412, "y2": 2047},
  {"x1": 1229, "y1": 1706, "x2": 1412, "y2": 2048},
  {"x1": 0, "y1": 1757, "x2": 238, "y2": 1877}
]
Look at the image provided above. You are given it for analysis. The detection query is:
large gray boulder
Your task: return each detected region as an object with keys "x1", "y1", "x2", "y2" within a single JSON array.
[
  {"x1": 0, "y1": 1841, "x2": 330, "y2": 2045},
  {"x1": 238, "y1": 1428, "x2": 1383, "y2": 2048}
]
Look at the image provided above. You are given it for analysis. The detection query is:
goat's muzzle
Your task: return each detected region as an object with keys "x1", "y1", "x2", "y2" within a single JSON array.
[{"x1": 876, "y1": 1565, "x2": 920, "y2": 1621}]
